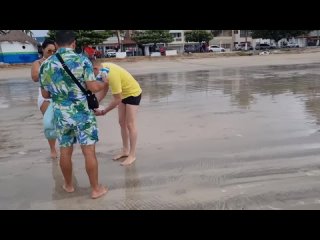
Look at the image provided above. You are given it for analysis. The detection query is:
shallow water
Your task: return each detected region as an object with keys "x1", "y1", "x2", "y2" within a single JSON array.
[{"x1": 1, "y1": 63, "x2": 320, "y2": 209}]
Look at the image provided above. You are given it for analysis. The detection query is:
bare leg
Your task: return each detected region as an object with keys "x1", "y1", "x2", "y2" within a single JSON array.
[
  {"x1": 40, "y1": 101, "x2": 57, "y2": 159},
  {"x1": 113, "y1": 103, "x2": 130, "y2": 160},
  {"x1": 48, "y1": 139, "x2": 57, "y2": 159},
  {"x1": 121, "y1": 104, "x2": 139, "y2": 166},
  {"x1": 81, "y1": 144, "x2": 108, "y2": 199},
  {"x1": 60, "y1": 146, "x2": 75, "y2": 193}
]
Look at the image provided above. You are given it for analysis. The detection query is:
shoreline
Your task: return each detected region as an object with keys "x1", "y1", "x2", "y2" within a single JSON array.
[{"x1": 2, "y1": 50, "x2": 320, "y2": 80}]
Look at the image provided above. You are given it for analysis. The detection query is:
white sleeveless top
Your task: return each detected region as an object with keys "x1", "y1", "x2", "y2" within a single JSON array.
[{"x1": 37, "y1": 87, "x2": 51, "y2": 110}]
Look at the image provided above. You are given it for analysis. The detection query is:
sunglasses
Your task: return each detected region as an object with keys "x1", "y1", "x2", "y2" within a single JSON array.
[{"x1": 47, "y1": 49, "x2": 56, "y2": 54}]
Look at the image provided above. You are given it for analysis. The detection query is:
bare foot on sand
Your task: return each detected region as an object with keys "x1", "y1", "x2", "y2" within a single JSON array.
[
  {"x1": 120, "y1": 156, "x2": 136, "y2": 166},
  {"x1": 113, "y1": 150, "x2": 129, "y2": 161},
  {"x1": 91, "y1": 186, "x2": 108, "y2": 199},
  {"x1": 62, "y1": 184, "x2": 75, "y2": 193}
]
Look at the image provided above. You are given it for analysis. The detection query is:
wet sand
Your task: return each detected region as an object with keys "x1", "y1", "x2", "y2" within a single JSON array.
[{"x1": 1, "y1": 52, "x2": 320, "y2": 209}]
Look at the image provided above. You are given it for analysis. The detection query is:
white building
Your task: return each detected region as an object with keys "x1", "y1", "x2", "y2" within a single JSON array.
[
  {"x1": 0, "y1": 30, "x2": 38, "y2": 64},
  {"x1": 209, "y1": 30, "x2": 233, "y2": 49},
  {"x1": 167, "y1": 30, "x2": 186, "y2": 53},
  {"x1": 209, "y1": 30, "x2": 319, "y2": 49}
]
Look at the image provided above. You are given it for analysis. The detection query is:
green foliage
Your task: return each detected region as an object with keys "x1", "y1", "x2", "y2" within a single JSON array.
[
  {"x1": 185, "y1": 30, "x2": 213, "y2": 43},
  {"x1": 47, "y1": 30, "x2": 112, "y2": 50},
  {"x1": 131, "y1": 30, "x2": 174, "y2": 45}
]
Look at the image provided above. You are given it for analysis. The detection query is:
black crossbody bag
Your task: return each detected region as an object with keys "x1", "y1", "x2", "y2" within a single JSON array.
[{"x1": 56, "y1": 53, "x2": 99, "y2": 110}]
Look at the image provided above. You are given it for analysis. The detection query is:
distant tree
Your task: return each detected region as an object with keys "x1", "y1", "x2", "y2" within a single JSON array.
[
  {"x1": 132, "y1": 30, "x2": 173, "y2": 55},
  {"x1": 47, "y1": 30, "x2": 112, "y2": 52},
  {"x1": 210, "y1": 30, "x2": 222, "y2": 37},
  {"x1": 132, "y1": 30, "x2": 173, "y2": 45},
  {"x1": 112, "y1": 30, "x2": 126, "y2": 51},
  {"x1": 185, "y1": 30, "x2": 213, "y2": 44}
]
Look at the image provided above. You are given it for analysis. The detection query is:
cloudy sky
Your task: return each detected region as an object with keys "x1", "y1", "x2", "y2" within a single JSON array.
[{"x1": 31, "y1": 30, "x2": 48, "y2": 37}]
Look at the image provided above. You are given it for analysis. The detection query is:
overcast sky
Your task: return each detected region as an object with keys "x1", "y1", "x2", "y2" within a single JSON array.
[{"x1": 31, "y1": 30, "x2": 48, "y2": 37}]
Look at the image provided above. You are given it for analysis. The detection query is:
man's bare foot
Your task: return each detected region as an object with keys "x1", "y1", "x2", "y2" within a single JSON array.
[
  {"x1": 62, "y1": 184, "x2": 75, "y2": 193},
  {"x1": 91, "y1": 186, "x2": 108, "y2": 199},
  {"x1": 120, "y1": 156, "x2": 136, "y2": 166},
  {"x1": 50, "y1": 151, "x2": 58, "y2": 159},
  {"x1": 113, "y1": 150, "x2": 129, "y2": 161}
]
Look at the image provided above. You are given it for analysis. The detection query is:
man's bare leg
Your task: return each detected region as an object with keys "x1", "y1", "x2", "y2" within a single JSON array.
[
  {"x1": 60, "y1": 146, "x2": 75, "y2": 193},
  {"x1": 121, "y1": 104, "x2": 139, "y2": 166},
  {"x1": 48, "y1": 139, "x2": 57, "y2": 159},
  {"x1": 113, "y1": 103, "x2": 130, "y2": 160},
  {"x1": 81, "y1": 144, "x2": 108, "y2": 199},
  {"x1": 40, "y1": 101, "x2": 58, "y2": 159}
]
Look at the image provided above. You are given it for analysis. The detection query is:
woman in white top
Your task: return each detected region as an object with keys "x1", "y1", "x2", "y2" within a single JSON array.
[{"x1": 31, "y1": 39, "x2": 57, "y2": 159}]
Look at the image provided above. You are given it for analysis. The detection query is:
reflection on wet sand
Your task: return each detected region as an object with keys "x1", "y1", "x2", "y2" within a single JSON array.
[
  {"x1": 123, "y1": 164, "x2": 141, "y2": 209},
  {"x1": 137, "y1": 64, "x2": 320, "y2": 125}
]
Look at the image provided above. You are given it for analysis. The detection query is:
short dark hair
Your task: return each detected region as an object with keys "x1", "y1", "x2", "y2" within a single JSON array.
[
  {"x1": 55, "y1": 30, "x2": 76, "y2": 46},
  {"x1": 42, "y1": 39, "x2": 55, "y2": 49}
]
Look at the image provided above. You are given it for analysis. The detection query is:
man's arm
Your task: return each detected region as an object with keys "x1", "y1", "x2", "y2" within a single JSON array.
[
  {"x1": 95, "y1": 81, "x2": 109, "y2": 102},
  {"x1": 39, "y1": 62, "x2": 51, "y2": 98},
  {"x1": 102, "y1": 93, "x2": 122, "y2": 114},
  {"x1": 83, "y1": 57, "x2": 107, "y2": 93},
  {"x1": 86, "y1": 80, "x2": 108, "y2": 93},
  {"x1": 31, "y1": 61, "x2": 41, "y2": 82}
]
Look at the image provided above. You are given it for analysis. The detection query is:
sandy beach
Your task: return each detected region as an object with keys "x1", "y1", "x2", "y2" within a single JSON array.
[{"x1": 1, "y1": 51, "x2": 320, "y2": 209}]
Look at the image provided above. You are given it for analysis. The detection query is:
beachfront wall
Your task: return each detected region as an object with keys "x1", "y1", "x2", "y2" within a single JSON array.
[{"x1": 0, "y1": 41, "x2": 38, "y2": 64}]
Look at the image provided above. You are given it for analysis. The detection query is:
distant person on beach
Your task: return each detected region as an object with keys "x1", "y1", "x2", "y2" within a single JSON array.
[
  {"x1": 31, "y1": 39, "x2": 57, "y2": 159},
  {"x1": 92, "y1": 60, "x2": 142, "y2": 166},
  {"x1": 39, "y1": 30, "x2": 108, "y2": 199}
]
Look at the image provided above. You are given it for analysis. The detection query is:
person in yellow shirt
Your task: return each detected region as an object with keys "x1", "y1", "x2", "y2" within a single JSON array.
[{"x1": 93, "y1": 61, "x2": 142, "y2": 166}]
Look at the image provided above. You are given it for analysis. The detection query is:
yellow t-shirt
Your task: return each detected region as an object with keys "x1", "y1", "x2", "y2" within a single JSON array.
[{"x1": 101, "y1": 62, "x2": 142, "y2": 99}]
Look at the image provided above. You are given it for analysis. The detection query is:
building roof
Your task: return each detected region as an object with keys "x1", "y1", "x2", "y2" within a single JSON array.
[
  {"x1": 0, "y1": 30, "x2": 38, "y2": 46},
  {"x1": 0, "y1": 30, "x2": 10, "y2": 35},
  {"x1": 122, "y1": 37, "x2": 136, "y2": 45}
]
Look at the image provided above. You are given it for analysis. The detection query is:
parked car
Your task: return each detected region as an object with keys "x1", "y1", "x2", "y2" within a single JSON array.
[
  {"x1": 286, "y1": 42, "x2": 299, "y2": 48},
  {"x1": 235, "y1": 43, "x2": 253, "y2": 51},
  {"x1": 208, "y1": 45, "x2": 225, "y2": 52},
  {"x1": 105, "y1": 49, "x2": 116, "y2": 58},
  {"x1": 184, "y1": 44, "x2": 201, "y2": 53},
  {"x1": 255, "y1": 43, "x2": 276, "y2": 50}
]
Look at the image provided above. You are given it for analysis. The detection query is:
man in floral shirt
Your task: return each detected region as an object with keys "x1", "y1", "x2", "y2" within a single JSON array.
[{"x1": 40, "y1": 30, "x2": 108, "y2": 199}]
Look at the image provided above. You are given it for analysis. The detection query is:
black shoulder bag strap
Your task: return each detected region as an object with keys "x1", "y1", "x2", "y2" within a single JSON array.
[
  {"x1": 55, "y1": 53, "x2": 88, "y2": 95},
  {"x1": 55, "y1": 53, "x2": 99, "y2": 110}
]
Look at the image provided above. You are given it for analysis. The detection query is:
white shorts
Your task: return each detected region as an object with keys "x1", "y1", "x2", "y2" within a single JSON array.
[{"x1": 37, "y1": 88, "x2": 51, "y2": 110}]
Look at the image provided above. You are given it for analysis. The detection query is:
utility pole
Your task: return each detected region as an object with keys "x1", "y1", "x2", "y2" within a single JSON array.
[
  {"x1": 231, "y1": 30, "x2": 234, "y2": 51},
  {"x1": 244, "y1": 30, "x2": 248, "y2": 51}
]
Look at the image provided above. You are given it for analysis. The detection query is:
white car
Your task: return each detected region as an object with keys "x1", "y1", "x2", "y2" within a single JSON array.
[
  {"x1": 286, "y1": 42, "x2": 299, "y2": 48},
  {"x1": 105, "y1": 49, "x2": 117, "y2": 57},
  {"x1": 208, "y1": 45, "x2": 225, "y2": 52}
]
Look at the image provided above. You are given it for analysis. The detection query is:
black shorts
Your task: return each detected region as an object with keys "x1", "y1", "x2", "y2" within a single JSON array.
[{"x1": 121, "y1": 94, "x2": 142, "y2": 105}]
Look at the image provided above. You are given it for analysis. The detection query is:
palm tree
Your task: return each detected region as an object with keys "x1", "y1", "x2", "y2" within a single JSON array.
[
  {"x1": 244, "y1": 30, "x2": 248, "y2": 50},
  {"x1": 22, "y1": 30, "x2": 34, "y2": 38},
  {"x1": 113, "y1": 30, "x2": 126, "y2": 51}
]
